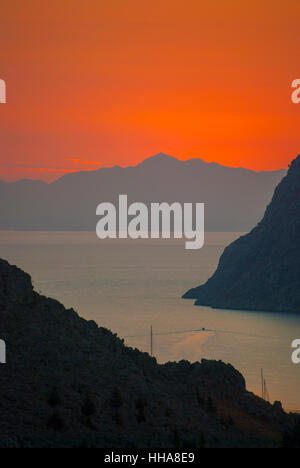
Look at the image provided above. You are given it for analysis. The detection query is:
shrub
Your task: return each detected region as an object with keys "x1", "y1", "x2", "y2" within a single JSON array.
[
  {"x1": 47, "y1": 411, "x2": 65, "y2": 431},
  {"x1": 109, "y1": 388, "x2": 123, "y2": 410},
  {"x1": 47, "y1": 387, "x2": 61, "y2": 407},
  {"x1": 206, "y1": 396, "x2": 217, "y2": 414},
  {"x1": 282, "y1": 421, "x2": 300, "y2": 448},
  {"x1": 81, "y1": 395, "x2": 96, "y2": 417},
  {"x1": 135, "y1": 397, "x2": 147, "y2": 423}
]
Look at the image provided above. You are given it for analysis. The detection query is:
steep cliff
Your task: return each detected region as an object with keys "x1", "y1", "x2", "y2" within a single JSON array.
[{"x1": 183, "y1": 155, "x2": 300, "y2": 313}]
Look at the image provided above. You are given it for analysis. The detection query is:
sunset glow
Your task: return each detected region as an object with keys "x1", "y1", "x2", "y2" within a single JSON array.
[{"x1": 1, "y1": 0, "x2": 300, "y2": 181}]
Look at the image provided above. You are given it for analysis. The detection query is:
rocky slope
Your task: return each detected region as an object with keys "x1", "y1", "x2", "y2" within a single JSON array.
[
  {"x1": 183, "y1": 155, "x2": 300, "y2": 313},
  {"x1": 0, "y1": 258, "x2": 298, "y2": 447}
]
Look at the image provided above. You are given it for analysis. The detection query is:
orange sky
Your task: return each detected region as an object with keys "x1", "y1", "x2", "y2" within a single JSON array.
[{"x1": 0, "y1": 0, "x2": 300, "y2": 181}]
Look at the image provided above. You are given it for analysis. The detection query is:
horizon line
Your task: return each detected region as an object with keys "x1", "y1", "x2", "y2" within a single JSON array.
[{"x1": 0, "y1": 152, "x2": 289, "y2": 185}]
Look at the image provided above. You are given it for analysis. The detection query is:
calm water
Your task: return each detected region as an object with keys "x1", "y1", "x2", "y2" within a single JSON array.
[{"x1": 1, "y1": 231, "x2": 300, "y2": 411}]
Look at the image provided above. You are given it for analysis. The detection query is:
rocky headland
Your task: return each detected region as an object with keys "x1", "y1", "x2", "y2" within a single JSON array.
[{"x1": 183, "y1": 155, "x2": 300, "y2": 313}]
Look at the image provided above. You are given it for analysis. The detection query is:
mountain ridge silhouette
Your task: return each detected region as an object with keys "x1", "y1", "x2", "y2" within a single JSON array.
[{"x1": 0, "y1": 153, "x2": 286, "y2": 231}]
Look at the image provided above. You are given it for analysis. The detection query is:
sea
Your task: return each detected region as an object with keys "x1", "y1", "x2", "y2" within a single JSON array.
[{"x1": 1, "y1": 230, "x2": 299, "y2": 411}]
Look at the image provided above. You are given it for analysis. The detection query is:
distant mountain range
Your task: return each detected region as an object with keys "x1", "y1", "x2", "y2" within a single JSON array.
[
  {"x1": 183, "y1": 155, "x2": 300, "y2": 313},
  {"x1": 0, "y1": 153, "x2": 286, "y2": 231}
]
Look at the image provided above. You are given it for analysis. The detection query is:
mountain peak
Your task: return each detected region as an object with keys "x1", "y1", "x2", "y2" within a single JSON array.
[{"x1": 137, "y1": 153, "x2": 179, "y2": 167}]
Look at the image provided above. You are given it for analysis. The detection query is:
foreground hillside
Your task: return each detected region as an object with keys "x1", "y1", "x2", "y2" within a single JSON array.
[
  {"x1": 0, "y1": 258, "x2": 298, "y2": 448},
  {"x1": 183, "y1": 155, "x2": 300, "y2": 313}
]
